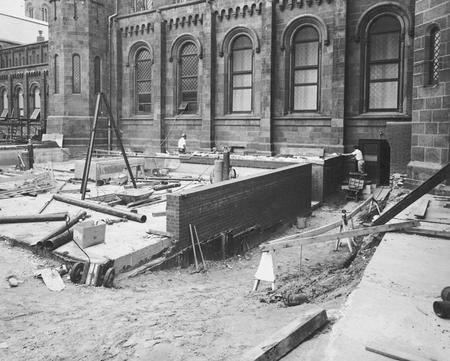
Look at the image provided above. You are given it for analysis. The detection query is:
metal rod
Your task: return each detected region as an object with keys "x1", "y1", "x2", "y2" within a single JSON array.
[
  {"x1": 37, "y1": 210, "x2": 87, "y2": 246},
  {"x1": 101, "y1": 93, "x2": 137, "y2": 188},
  {"x1": 189, "y1": 224, "x2": 199, "y2": 270},
  {"x1": 53, "y1": 194, "x2": 146, "y2": 223},
  {"x1": 80, "y1": 93, "x2": 102, "y2": 199},
  {"x1": 0, "y1": 212, "x2": 69, "y2": 224}
]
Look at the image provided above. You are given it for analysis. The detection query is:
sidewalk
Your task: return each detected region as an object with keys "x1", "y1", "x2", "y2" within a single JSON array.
[{"x1": 323, "y1": 232, "x2": 450, "y2": 360}]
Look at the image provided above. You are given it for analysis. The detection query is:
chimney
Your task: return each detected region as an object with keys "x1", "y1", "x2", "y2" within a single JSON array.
[{"x1": 37, "y1": 30, "x2": 45, "y2": 42}]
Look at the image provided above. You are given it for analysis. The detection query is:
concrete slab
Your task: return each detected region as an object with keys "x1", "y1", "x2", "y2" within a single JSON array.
[{"x1": 323, "y1": 233, "x2": 450, "y2": 361}]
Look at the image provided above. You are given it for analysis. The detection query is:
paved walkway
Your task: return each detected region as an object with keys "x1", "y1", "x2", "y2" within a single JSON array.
[{"x1": 323, "y1": 232, "x2": 450, "y2": 360}]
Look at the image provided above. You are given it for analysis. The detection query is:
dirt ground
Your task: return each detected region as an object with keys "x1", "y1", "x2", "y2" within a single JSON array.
[{"x1": 1, "y1": 193, "x2": 375, "y2": 361}]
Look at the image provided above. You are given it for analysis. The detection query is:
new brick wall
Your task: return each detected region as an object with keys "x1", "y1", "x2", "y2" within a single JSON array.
[{"x1": 166, "y1": 163, "x2": 311, "y2": 249}]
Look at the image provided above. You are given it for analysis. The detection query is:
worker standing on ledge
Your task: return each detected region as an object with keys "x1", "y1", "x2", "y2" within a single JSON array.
[
  {"x1": 178, "y1": 132, "x2": 187, "y2": 154},
  {"x1": 342, "y1": 145, "x2": 365, "y2": 173}
]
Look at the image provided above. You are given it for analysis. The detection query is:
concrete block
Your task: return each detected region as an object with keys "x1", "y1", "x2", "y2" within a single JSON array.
[
  {"x1": 73, "y1": 221, "x2": 106, "y2": 249},
  {"x1": 73, "y1": 157, "x2": 145, "y2": 181}
]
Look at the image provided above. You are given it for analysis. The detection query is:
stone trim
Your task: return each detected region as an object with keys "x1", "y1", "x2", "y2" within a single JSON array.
[
  {"x1": 214, "y1": 2, "x2": 262, "y2": 21},
  {"x1": 168, "y1": 14, "x2": 203, "y2": 30},
  {"x1": 276, "y1": 0, "x2": 333, "y2": 11},
  {"x1": 354, "y1": 2, "x2": 413, "y2": 42},
  {"x1": 219, "y1": 26, "x2": 260, "y2": 57},
  {"x1": 126, "y1": 40, "x2": 154, "y2": 67},
  {"x1": 169, "y1": 34, "x2": 203, "y2": 62}
]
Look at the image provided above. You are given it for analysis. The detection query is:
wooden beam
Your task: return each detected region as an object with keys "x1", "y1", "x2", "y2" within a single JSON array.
[
  {"x1": 412, "y1": 199, "x2": 429, "y2": 219},
  {"x1": 365, "y1": 343, "x2": 432, "y2": 361},
  {"x1": 372, "y1": 163, "x2": 450, "y2": 226},
  {"x1": 260, "y1": 220, "x2": 419, "y2": 251},
  {"x1": 242, "y1": 308, "x2": 328, "y2": 361},
  {"x1": 265, "y1": 196, "x2": 375, "y2": 244}
]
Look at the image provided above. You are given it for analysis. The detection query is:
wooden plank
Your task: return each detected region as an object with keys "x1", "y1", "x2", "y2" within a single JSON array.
[
  {"x1": 242, "y1": 308, "x2": 328, "y2": 361},
  {"x1": 412, "y1": 199, "x2": 429, "y2": 219},
  {"x1": 365, "y1": 343, "x2": 432, "y2": 361},
  {"x1": 261, "y1": 220, "x2": 419, "y2": 251},
  {"x1": 265, "y1": 196, "x2": 374, "y2": 244},
  {"x1": 372, "y1": 163, "x2": 450, "y2": 226}
]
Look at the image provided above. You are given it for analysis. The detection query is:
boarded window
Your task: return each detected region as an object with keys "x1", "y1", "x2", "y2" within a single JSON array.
[
  {"x1": 179, "y1": 42, "x2": 198, "y2": 114},
  {"x1": 72, "y1": 54, "x2": 81, "y2": 94},
  {"x1": 94, "y1": 56, "x2": 101, "y2": 94},
  {"x1": 292, "y1": 26, "x2": 319, "y2": 111},
  {"x1": 231, "y1": 35, "x2": 253, "y2": 112},
  {"x1": 367, "y1": 16, "x2": 401, "y2": 111},
  {"x1": 135, "y1": 49, "x2": 152, "y2": 113}
]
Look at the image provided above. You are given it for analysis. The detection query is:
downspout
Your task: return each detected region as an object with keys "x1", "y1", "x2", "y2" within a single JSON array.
[{"x1": 107, "y1": 0, "x2": 118, "y2": 151}]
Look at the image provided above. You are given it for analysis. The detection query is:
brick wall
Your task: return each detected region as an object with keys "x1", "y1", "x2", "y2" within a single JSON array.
[
  {"x1": 409, "y1": 0, "x2": 450, "y2": 180},
  {"x1": 166, "y1": 163, "x2": 311, "y2": 249}
]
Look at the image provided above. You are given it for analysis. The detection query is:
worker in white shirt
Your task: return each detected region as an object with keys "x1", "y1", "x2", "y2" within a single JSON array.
[
  {"x1": 178, "y1": 132, "x2": 187, "y2": 154},
  {"x1": 342, "y1": 145, "x2": 365, "y2": 173}
]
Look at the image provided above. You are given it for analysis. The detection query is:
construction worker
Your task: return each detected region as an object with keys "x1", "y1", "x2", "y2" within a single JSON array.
[
  {"x1": 178, "y1": 132, "x2": 187, "y2": 154},
  {"x1": 342, "y1": 145, "x2": 365, "y2": 173}
]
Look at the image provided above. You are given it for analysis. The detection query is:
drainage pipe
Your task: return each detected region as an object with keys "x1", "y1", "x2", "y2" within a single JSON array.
[
  {"x1": 53, "y1": 195, "x2": 147, "y2": 223},
  {"x1": 37, "y1": 210, "x2": 88, "y2": 246},
  {"x1": 0, "y1": 212, "x2": 69, "y2": 224},
  {"x1": 43, "y1": 230, "x2": 74, "y2": 250},
  {"x1": 108, "y1": 0, "x2": 119, "y2": 151}
]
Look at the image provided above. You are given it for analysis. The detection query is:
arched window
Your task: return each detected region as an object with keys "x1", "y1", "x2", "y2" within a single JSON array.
[
  {"x1": 41, "y1": 6, "x2": 48, "y2": 22},
  {"x1": 33, "y1": 87, "x2": 41, "y2": 109},
  {"x1": 94, "y1": 56, "x2": 101, "y2": 94},
  {"x1": 135, "y1": 0, "x2": 152, "y2": 12},
  {"x1": 54, "y1": 54, "x2": 59, "y2": 94},
  {"x1": 27, "y1": 4, "x2": 34, "y2": 18},
  {"x1": 72, "y1": 54, "x2": 81, "y2": 94},
  {"x1": 1, "y1": 88, "x2": 8, "y2": 118},
  {"x1": 178, "y1": 42, "x2": 199, "y2": 114},
  {"x1": 428, "y1": 27, "x2": 440, "y2": 85},
  {"x1": 366, "y1": 15, "x2": 402, "y2": 111},
  {"x1": 135, "y1": 48, "x2": 152, "y2": 113},
  {"x1": 292, "y1": 26, "x2": 320, "y2": 111},
  {"x1": 16, "y1": 88, "x2": 24, "y2": 117},
  {"x1": 230, "y1": 35, "x2": 253, "y2": 113}
]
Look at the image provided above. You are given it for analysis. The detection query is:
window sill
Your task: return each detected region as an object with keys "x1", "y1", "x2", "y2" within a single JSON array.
[
  {"x1": 349, "y1": 112, "x2": 410, "y2": 120},
  {"x1": 276, "y1": 113, "x2": 330, "y2": 120},
  {"x1": 215, "y1": 114, "x2": 261, "y2": 121}
]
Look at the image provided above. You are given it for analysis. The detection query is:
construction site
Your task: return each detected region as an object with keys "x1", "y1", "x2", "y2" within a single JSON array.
[{"x1": 1, "y1": 0, "x2": 450, "y2": 360}]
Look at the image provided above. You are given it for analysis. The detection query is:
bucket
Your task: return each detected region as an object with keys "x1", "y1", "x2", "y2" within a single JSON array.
[{"x1": 433, "y1": 301, "x2": 450, "y2": 319}]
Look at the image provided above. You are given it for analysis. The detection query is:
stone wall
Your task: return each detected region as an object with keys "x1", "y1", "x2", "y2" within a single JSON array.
[{"x1": 409, "y1": 0, "x2": 450, "y2": 180}]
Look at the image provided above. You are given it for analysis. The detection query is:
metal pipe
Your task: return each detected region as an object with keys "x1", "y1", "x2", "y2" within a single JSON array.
[
  {"x1": 0, "y1": 212, "x2": 69, "y2": 224},
  {"x1": 43, "y1": 230, "x2": 73, "y2": 250},
  {"x1": 108, "y1": 0, "x2": 119, "y2": 151},
  {"x1": 37, "y1": 210, "x2": 88, "y2": 246},
  {"x1": 53, "y1": 194, "x2": 147, "y2": 223}
]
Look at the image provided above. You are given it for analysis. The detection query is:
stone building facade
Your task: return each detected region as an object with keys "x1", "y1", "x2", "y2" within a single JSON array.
[
  {"x1": 25, "y1": 0, "x2": 51, "y2": 23},
  {"x1": 0, "y1": 0, "x2": 449, "y2": 180}
]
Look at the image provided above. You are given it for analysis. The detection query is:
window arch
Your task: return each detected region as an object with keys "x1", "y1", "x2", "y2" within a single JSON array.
[
  {"x1": 291, "y1": 26, "x2": 320, "y2": 111},
  {"x1": 366, "y1": 15, "x2": 402, "y2": 111},
  {"x1": 72, "y1": 54, "x2": 81, "y2": 94},
  {"x1": 177, "y1": 42, "x2": 199, "y2": 114},
  {"x1": 41, "y1": 6, "x2": 48, "y2": 22},
  {"x1": 94, "y1": 56, "x2": 101, "y2": 94},
  {"x1": 135, "y1": 48, "x2": 152, "y2": 113},
  {"x1": 54, "y1": 54, "x2": 59, "y2": 94},
  {"x1": 428, "y1": 26, "x2": 440, "y2": 85},
  {"x1": 230, "y1": 35, "x2": 253, "y2": 113}
]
